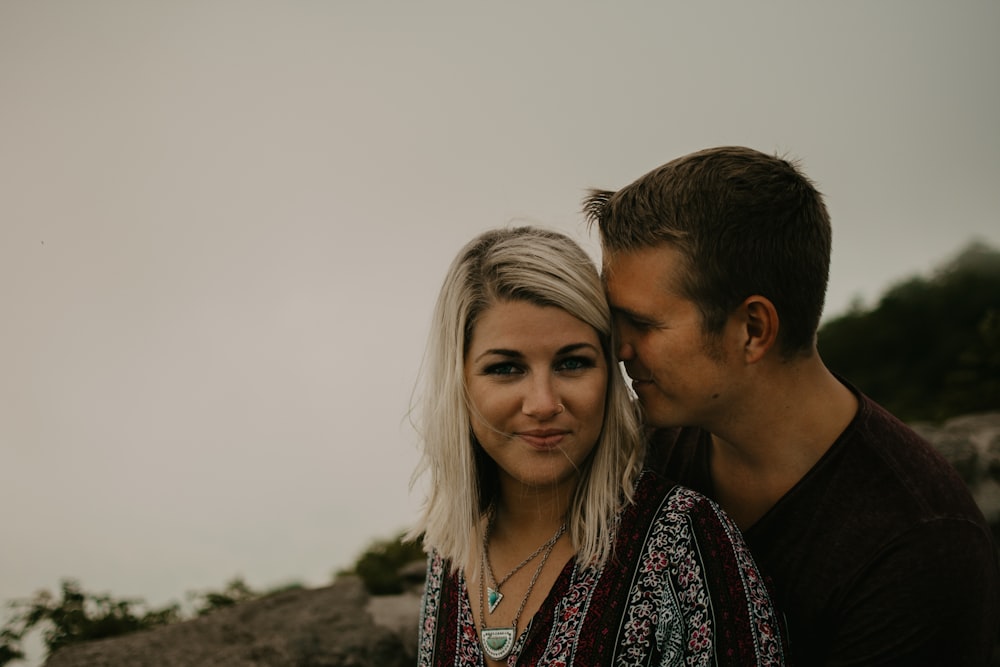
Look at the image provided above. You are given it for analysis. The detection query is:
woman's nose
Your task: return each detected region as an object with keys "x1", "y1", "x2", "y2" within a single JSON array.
[{"x1": 522, "y1": 377, "x2": 562, "y2": 419}]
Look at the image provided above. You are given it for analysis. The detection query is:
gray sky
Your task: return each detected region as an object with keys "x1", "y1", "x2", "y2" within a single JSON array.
[{"x1": 2, "y1": 1, "x2": 999, "y2": 660}]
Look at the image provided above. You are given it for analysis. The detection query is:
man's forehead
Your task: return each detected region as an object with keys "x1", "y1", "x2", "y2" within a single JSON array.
[
  {"x1": 601, "y1": 245, "x2": 686, "y2": 304},
  {"x1": 601, "y1": 245, "x2": 668, "y2": 281},
  {"x1": 601, "y1": 256, "x2": 648, "y2": 306}
]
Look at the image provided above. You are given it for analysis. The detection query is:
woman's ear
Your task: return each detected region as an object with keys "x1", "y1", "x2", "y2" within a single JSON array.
[{"x1": 740, "y1": 295, "x2": 779, "y2": 363}]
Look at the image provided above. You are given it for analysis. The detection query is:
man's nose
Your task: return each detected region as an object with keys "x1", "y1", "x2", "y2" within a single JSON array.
[{"x1": 617, "y1": 340, "x2": 636, "y2": 361}]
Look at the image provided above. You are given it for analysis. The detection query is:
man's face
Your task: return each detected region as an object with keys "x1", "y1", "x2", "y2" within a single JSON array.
[{"x1": 603, "y1": 243, "x2": 740, "y2": 429}]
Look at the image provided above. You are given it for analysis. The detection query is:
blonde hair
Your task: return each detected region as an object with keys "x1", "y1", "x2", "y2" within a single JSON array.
[{"x1": 409, "y1": 226, "x2": 644, "y2": 572}]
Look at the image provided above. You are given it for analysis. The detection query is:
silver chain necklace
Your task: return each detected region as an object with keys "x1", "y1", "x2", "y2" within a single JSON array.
[
  {"x1": 483, "y1": 511, "x2": 566, "y2": 614},
  {"x1": 478, "y1": 510, "x2": 567, "y2": 661}
]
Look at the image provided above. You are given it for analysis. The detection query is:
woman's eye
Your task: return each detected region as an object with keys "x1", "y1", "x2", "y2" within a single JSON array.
[
  {"x1": 484, "y1": 363, "x2": 521, "y2": 376},
  {"x1": 557, "y1": 356, "x2": 595, "y2": 372}
]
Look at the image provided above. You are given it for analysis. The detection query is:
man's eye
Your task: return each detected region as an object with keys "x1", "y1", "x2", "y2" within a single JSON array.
[
  {"x1": 615, "y1": 313, "x2": 651, "y2": 332},
  {"x1": 629, "y1": 318, "x2": 654, "y2": 332}
]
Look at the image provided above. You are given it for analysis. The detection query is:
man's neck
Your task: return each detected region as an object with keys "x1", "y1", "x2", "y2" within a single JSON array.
[{"x1": 706, "y1": 359, "x2": 858, "y2": 530}]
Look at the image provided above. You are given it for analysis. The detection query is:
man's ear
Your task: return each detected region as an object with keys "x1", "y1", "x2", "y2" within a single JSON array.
[{"x1": 740, "y1": 295, "x2": 779, "y2": 363}]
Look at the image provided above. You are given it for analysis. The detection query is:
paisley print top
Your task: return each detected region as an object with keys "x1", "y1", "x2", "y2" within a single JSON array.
[{"x1": 417, "y1": 470, "x2": 787, "y2": 666}]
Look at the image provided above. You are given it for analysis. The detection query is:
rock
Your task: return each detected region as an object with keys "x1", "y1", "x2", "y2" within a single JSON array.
[
  {"x1": 911, "y1": 411, "x2": 1000, "y2": 524},
  {"x1": 367, "y1": 591, "x2": 423, "y2": 659},
  {"x1": 43, "y1": 576, "x2": 418, "y2": 667}
]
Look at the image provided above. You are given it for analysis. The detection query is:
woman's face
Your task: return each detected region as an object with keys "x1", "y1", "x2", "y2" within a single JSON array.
[{"x1": 464, "y1": 300, "x2": 608, "y2": 497}]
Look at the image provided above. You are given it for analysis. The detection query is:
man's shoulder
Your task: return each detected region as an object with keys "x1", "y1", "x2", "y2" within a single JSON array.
[
  {"x1": 751, "y1": 392, "x2": 992, "y2": 575},
  {"x1": 829, "y1": 394, "x2": 984, "y2": 520}
]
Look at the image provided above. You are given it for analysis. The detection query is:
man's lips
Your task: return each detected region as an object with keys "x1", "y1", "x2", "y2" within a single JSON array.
[
  {"x1": 625, "y1": 367, "x2": 651, "y2": 382},
  {"x1": 517, "y1": 429, "x2": 569, "y2": 448}
]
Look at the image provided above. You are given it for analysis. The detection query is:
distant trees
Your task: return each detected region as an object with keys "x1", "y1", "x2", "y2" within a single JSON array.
[
  {"x1": 0, "y1": 532, "x2": 427, "y2": 666},
  {"x1": 340, "y1": 532, "x2": 426, "y2": 595},
  {"x1": 819, "y1": 241, "x2": 1000, "y2": 422},
  {"x1": 0, "y1": 579, "x2": 179, "y2": 666},
  {"x1": 0, "y1": 576, "x2": 301, "y2": 666},
  {"x1": 0, "y1": 531, "x2": 426, "y2": 665},
  {"x1": 188, "y1": 577, "x2": 263, "y2": 617}
]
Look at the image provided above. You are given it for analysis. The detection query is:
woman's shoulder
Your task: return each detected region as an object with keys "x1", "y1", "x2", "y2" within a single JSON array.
[
  {"x1": 629, "y1": 468, "x2": 743, "y2": 543},
  {"x1": 634, "y1": 467, "x2": 722, "y2": 513},
  {"x1": 628, "y1": 470, "x2": 789, "y2": 665},
  {"x1": 422, "y1": 548, "x2": 455, "y2": 586}
]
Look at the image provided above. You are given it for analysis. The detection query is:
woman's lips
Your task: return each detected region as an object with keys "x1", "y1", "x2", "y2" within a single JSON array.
[{"x1": 517, "y1": 430, "x2": 568, "y2": 449}]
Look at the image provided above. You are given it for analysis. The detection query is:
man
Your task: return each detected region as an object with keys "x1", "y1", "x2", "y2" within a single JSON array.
[{"x1": 585, "y1": 146, "x2": 999, "y2": 665}]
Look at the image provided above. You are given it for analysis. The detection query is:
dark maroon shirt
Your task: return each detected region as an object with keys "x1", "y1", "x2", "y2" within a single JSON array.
[{"x1": 648, "y1": 387, "x2": 1000, "y2": 666}]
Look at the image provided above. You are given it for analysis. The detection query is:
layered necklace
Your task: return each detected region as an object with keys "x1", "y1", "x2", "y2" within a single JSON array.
[{"x1": 478, "y1": 508, "x2": 567, "y2": 661}]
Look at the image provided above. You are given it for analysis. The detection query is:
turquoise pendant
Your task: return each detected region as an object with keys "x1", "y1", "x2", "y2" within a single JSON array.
[
  {"x1": 481, "y1": 626, "x2": 515, "y2": 660},
  {"x1": 487, "y1": 587, "x2": 502, "y2": 614}
]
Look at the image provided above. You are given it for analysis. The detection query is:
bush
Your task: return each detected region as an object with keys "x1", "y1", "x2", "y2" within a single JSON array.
[
  {"x1": 188, "y1": 577, "x2": 258, "y2": 617},
  {"x1": 0, "y1": 580, "x2": 180, "y2": 666},
  {"x1": 342, "y1": 532, "x2": 425, "y2": 595}
]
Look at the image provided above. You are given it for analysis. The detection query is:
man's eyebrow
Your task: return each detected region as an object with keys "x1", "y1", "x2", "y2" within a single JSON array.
[{"x1": 610, "y1": 305, "x2": 657, "y2": 325}]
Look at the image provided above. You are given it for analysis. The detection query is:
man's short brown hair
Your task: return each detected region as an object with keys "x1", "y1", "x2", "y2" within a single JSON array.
[{"x1": 585, "y1": 146, "x2": 832, "y2": 356}]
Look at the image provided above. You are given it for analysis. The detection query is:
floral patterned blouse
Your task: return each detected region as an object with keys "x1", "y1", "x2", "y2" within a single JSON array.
[{"x1": 417, "y1": 470, "x2": 787, "y2": 666}]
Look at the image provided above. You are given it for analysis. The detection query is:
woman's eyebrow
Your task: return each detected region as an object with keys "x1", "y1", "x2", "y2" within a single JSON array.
[
  {"x1": 474, "y1": 342, "x2": 599, "y2": 364},
  {"x1": 473, "y1": 348, "x2": 522, "y2": 363},
  {"x1": 557, "y1": 342, "x2": 600, "y2": 355}
]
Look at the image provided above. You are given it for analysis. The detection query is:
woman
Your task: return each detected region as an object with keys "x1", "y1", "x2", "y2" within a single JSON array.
[{"x1": 409, "y1": 226, "x2": 786, "y2": 666}]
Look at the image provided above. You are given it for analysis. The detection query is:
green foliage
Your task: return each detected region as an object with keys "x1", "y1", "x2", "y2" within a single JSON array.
[
  {"x1": 188, "y1": 576, "x2": 258, "y2": 617},
  {"x1": 342, "y1": 531, "x2": 426, "y2": 595},
  {"x1": 0, "y1": 580, "x2": 180, "y2": 666},
  {"x1": 819, "y1": 241, "x2": 1000, "y2": 422},
  {"x1": 0, "y1": 630, "x2": 24, "y2": 666},
  {"x1": 0, "y1": 576, "x2": 313, "y2": 664}
]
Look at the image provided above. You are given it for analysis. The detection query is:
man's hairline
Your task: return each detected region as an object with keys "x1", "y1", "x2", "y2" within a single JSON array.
[{"x1": 599, "y1": 246, "x2": 709, "y2": 336}]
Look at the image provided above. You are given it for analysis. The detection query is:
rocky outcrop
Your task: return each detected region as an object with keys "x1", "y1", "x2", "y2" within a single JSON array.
[
  {"x1": 43, "y1": 575, "x2": 421, "y2": 667},
  {"x1": 911, "y1": 411, "x2": 1000, "y2": 528},
  {"x1": 39, "y1": 413, "x2": 1000, "y2": 666}
]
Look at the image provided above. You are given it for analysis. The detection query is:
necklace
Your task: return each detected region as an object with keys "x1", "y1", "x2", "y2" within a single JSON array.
[
  {"x1": 478, "y1": 512, "x2": 567, "y2": 661},
  {"x1": 483, "y1": 510, "x2": 566, "y2": 614}
]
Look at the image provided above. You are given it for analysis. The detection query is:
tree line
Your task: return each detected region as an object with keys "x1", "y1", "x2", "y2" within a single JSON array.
[
  {"x1": 0, "y1": 533, "x2": 423, "y2": 665},
  {"x1": 818, "y1": 240, "x2": 999, "y2": 422}
]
